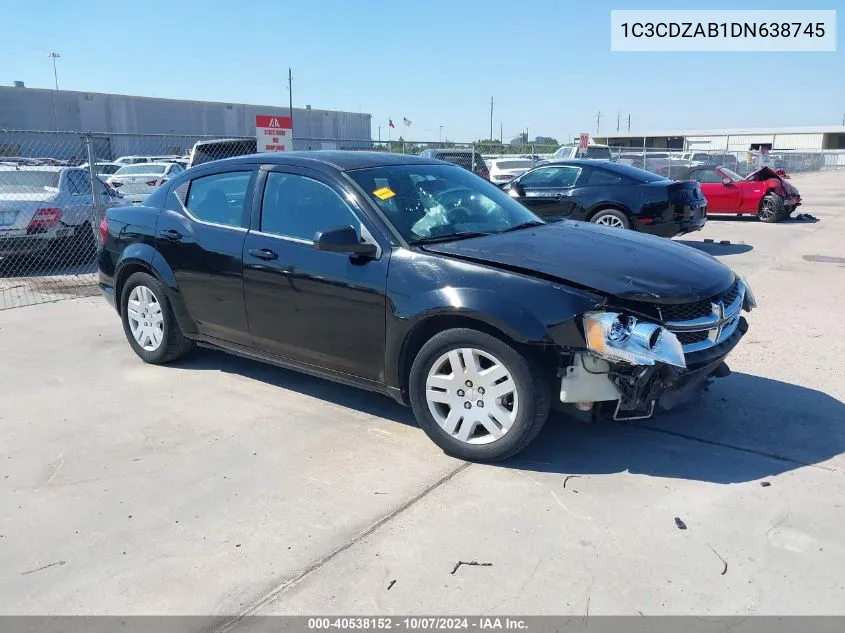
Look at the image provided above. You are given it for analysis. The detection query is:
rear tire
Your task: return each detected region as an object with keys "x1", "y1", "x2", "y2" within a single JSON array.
[
  {"x1": 408, "y1": 328, "x2": 551, "y2": 462},
  {"x1": 590, "y1": 208, "x2": 630, "y2": 230},
  {"x1": 758, "y1": 192, "x2": 784, "y2": 223},
  {"x1": 120, "y1": 271, "x2": 194, "y2": 364}
]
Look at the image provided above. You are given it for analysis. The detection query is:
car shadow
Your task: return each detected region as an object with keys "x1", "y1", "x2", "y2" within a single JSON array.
[
  {"x1": 172, "y1": 348, "x2": 418, "y2": 428},
  {"x1": 170, "y1": 349, "x2": 844, "y2": 484},
  {"x1": 676, "y1": 240, "x2": 753, "y2": 256},
  {"x1": 507, "y1": 372, "x2": 844, "y2": 483}
]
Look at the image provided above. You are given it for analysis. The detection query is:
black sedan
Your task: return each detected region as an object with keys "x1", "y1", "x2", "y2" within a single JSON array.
[
  {"x1": 98, "y1": 152, "x2": 753, "y2": 462},
  {"x1": 502, "y1": 159, "x2": 707, "y2": 238}
]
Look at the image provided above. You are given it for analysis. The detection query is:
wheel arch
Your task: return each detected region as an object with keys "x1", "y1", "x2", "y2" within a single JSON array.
[
  {"x1": 586, "y1": 204, "x2": 633, "y2": 222},
  {"x1": 395, "y1": 312, "x2": 558, "y2": 405}
]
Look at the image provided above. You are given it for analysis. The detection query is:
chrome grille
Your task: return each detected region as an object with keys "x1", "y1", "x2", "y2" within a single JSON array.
[{"x1": 661, "y1": 280, "x2": 745, "y2": 354}]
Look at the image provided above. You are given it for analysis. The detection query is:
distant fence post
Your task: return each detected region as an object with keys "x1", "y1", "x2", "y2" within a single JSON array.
[{"x1": 83, "y1": 133, "x2": 100, "y2": 238}]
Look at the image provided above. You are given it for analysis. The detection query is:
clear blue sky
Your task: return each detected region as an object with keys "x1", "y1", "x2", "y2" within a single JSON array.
[{"x1": 0, "y1": 0, "x2": 841, "y2": 142}]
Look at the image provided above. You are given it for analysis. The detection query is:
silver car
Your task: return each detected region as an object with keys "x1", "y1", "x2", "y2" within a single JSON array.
[
  {"x1": 0, "y1": 166, "x2": 126, "y2": 262},
  {"x1": 107, "y1": 162, "x2": 184, "y2": 204}
]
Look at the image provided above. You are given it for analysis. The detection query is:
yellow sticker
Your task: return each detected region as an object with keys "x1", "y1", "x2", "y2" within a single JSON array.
[{"x1": 373, "y1": 186, "x2": 396, "y2": 200}]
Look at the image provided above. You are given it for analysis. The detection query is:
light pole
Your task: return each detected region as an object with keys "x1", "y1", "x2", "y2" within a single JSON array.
[
  {"x1": 439, "y1": 126, "x2": 443, "y2": 143},
  {"x1": 48, "y1": 52, "x2": 60, "y2": 90}
]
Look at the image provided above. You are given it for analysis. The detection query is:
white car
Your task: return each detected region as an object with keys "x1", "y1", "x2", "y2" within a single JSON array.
[
  {"x1": 113, "y1": 156, "x2": 163, "y2": 166},
  {"x1": 0, "y1": 166, "x2": 126, "y2": 263},
  {"x1": 488, "y1": 158, "x2": 535, "y2": 184},
  {"x1": 107, "y1": 162, "x2": 185, "y2": 204}
]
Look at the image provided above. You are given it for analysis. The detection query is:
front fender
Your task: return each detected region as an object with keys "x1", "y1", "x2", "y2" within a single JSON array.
[{"x1": 385, "y1": 283, "x2": 605, "y2": 391}]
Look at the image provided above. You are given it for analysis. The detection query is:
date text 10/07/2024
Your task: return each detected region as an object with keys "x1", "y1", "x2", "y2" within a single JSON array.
[{"x1": 308, "y1": 617, "x2": 529, "y2": 630}]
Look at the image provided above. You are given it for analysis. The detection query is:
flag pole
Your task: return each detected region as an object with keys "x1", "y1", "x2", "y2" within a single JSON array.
[{"x1": 388, "y1": 117, "x2": 391, "y2": 145}]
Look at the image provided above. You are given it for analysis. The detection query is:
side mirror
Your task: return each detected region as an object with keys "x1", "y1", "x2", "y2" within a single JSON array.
[
  {"x1": 314, "y1": 225, "x2": 377, "y2": 257},
  {"x1": 507, "y1": 182, "x2": 526, "y2": 198},
  {"x1": 721, "y1": 177, "x2": 732, "y2": 186}
]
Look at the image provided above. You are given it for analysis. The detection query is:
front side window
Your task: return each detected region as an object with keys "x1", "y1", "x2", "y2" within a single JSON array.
[
  {"x1": 520, "y1": 166, "x2": 581, "y2": 188},
  {"x1": 260, "y1": 172, "x2": 359, "y2": 241},
  {"x1": 693, "y1": 169, "x2": 723, "y2": 184},
  {"x1": 185, "y1": 171, "x2": 252, "y2": 227},
  {"x1": 348, "y1": 163, "x2": 542, "y2": 243}
]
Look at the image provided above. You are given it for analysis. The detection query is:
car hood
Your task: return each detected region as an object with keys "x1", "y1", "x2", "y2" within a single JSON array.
[{"x1": 422, "y1": 222, "x2": 735, "y2": 304}]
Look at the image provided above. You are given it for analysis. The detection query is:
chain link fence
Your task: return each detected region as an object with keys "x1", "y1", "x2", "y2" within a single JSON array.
[{"x1": 2, "y1": 129, "x2": 843, "y2": 310}]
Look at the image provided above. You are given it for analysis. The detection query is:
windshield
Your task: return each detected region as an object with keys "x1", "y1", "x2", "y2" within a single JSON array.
[
  {"x1": 720, "y1": 167, "x2": 743, "y2": 182},
  {"x1": 0, "y1": 170, "x2": 61, "y2": 192},
  {"x1": 347, "y1": 164, "x2": 542, "y2": 243},
  {"x1": 115, "y1": 164, "x2": 167, "y2": 175},
  {"x1": 191, "y1": 139, "x2": 257, "y2": 166}
]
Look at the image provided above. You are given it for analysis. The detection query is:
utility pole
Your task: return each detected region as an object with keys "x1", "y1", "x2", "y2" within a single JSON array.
[
  {"x1": 439, "y1": 125, "x2": 443, "y2": 143},
  {"x1": 596, "y1": 111, "x2": 602, "y2": 135},
  {"x1": 489, "y1": 96, "x2": 494, "y2": 141},
  {"x1": 288, "y1": 68, "x2": 294, "y2": 129},
  {"x1": 500, "y1": 122, "x2": 503, "y2": 144},
  {"x1": 378, "y1": 125, "x2": 381, "y2": 142},
  {"x1": 627, "y1": 114, "x2": 631, "y2": 132},
  {"x1": 48, "y1": 52, "x2": 60, "y2": 90},
  {"x1": 616, "y1": 111, "x2": 620, "y2": 133}
]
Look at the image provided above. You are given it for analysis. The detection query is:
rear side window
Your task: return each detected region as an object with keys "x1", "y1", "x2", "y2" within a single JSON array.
[
  {"x1": 260, "y1": 172, "x2": 359, "y2": 241},
  {"x1": 185, "y1": 171, "x2": 252, "y2": 227},
  {"x1": 67, "y1": 170, "x2": 90, "y2": 194},
  {"x1": 584, "y1": 146, "x2": 612, "y2": 160},
  {"x1": 586, "y1": 168, "x2": 625, "y2": 186}
]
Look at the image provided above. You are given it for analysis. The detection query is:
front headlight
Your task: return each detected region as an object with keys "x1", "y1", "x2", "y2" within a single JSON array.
[
  {"x1": 736, "y1": 273, "x2": 757, "y2": 311},
  {"x1": 583, "y1": 311, "x2": 686, "y2": 369}
]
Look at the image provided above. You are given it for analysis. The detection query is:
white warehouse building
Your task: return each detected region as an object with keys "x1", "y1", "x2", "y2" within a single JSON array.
[{"x1": 596, "y1": 126, "x2": 845, "y2": 152}]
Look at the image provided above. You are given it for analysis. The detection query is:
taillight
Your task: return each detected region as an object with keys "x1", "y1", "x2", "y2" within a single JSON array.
[
  {"x1": 479, "y1": 168, "x2": 490, "y2": 180},
  {"x1": 98, "y1": 216, "x2": 108, "y2": 245},
  {"x1": 110, "y1": 181, "x2": 123, "y2": 188},
  {"x1": 28, "y1": 208, "x2": 62, "y2": 230},
  {"x1": 146, "y1": 178, "x2": 168, "y2": 187}
]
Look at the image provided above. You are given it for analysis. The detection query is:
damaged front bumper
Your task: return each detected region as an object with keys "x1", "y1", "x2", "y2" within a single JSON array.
[{"x1": 559, "y1": 316, "x2": 748, "y2": 421}]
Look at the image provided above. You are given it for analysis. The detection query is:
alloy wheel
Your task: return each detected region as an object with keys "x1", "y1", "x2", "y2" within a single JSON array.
[
  {"x1": 594, "y1": 215, "x2": 625, "y2": 228},
  {"x1": 759, "y1": 199, "x2": 775, "y2": 221},
  {"x1": 127, "y1": 285, "x2": 164, "y2": 351},
  {"x1": 425, "y1": 347, "x2": 519, "y2": 445}
]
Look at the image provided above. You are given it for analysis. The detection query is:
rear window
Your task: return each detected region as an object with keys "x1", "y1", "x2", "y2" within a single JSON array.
[
  {"x1": 191, "y1": 139, "x2": 257, "y2": 167},
  {"x1": 584, "y1": 146, "x2": 612, "y2": 160},
  {"x1": 96, "y1": 164, "x2": 121, "y2": 174},
  {"x1": 0, "y1": 170, "x2": 61, "y2": 192},
  {"x1": 434, "y1": 152, "x2": 486, "y2": 172},
  {"x1": 495, "y1": 159, "x2": 533, "y2": 170},
  {"x1": 115, "y1": 164, "x2": 167, "y2": 175}
]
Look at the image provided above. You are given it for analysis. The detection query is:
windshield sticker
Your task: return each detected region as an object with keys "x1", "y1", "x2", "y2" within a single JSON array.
[{"x1": 373, "y1": 186, "x2": 396, "y2": 200}]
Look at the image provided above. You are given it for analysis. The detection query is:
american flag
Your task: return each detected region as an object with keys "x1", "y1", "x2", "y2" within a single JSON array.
[{"x1": 403, "y1": 117, "x2": 412, "y2": 127}]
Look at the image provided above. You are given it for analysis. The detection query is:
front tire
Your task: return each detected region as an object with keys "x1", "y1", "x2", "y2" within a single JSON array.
[
  {"x1": 590, "y1": 208, "x2": 630, "y2": 230},
  {"x1": 120, "y1": 272, "x2": 193, "y2": 364},
  {"x1": 408, "y1": 328, "x2": 551, "y2": 462},
  {"x1": 758, "y1": 192, "x2": 784, "y2": 223}
]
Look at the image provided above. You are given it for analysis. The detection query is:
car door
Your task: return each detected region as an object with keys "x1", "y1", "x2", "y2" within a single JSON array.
[
  {"x1": 155, "y1": 167, "x2": 256, "y2": 346},
  {"x1": 242, "y1": 166, "x2": 388, "y2": 382},
  {"x1": 691, "y1": 167, "x2": 739, "y2": 212},
  {"x1": 509, "y1": 165, "x2": 583, "y2": 221}
]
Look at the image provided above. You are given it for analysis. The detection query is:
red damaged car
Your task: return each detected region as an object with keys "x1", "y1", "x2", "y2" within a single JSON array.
[{"x1": 659, "y1": 165, "x2": 801, "y2": 223}]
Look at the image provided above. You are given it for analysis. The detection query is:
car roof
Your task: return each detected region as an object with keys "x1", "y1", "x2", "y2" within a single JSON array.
[
  {"x1": 0, "y1": 165, "x2": 68, "y2": 172},
  {"x1": 203, "y1": 151, "x2": 444, "y2": 171},
  {"x1": 537, "y1": 159, "x2": 611, "y2": 166}
]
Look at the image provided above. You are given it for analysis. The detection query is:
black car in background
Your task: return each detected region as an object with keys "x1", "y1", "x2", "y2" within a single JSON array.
[
  {"x1": 418, "y1": 148, "x2": 490, "y2": 179},
  {"x1": 98, "y1": 152, "x2": 752, "y2": 462},
  {"x1": 503, "y1": 160, "x2": 707, "y2": 238}
]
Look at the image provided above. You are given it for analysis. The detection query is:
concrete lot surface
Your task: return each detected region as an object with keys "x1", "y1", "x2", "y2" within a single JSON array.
[{"x1": 1, "y1": 171, "x2": 844, "y2": 620}]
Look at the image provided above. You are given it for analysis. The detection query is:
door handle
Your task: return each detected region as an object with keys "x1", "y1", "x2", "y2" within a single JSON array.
[
  {"x1": 249, "y1": 248, "x2": 278, "y2": 261},
  {"x1": 159, "y1": 229, "x2": 182, "y2": 241}
]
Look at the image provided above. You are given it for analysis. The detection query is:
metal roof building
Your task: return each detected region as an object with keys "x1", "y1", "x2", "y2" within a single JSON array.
[
  {"x1": 595, "y1": 126, "x2": 845, "y2": 152},
  {"x1": 0, "y1": 85, "x2": 372, "y2": 159}
]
